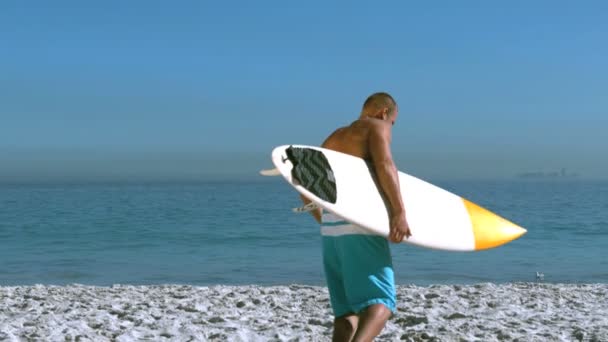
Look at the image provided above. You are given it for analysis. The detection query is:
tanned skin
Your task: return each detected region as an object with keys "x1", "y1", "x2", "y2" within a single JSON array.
[{"x1": 301, "y1": 101, "x2": 410, "y2": 342}]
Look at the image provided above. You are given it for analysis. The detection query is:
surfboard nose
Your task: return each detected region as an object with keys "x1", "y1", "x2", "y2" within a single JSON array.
[{"x1": 462, "y1": 199, "x2": 527, "y2": 251}]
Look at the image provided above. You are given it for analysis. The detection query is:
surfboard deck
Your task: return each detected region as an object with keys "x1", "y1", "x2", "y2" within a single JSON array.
[{"x1": 265, "y1": 145, "x2": 526, "y2": 252}]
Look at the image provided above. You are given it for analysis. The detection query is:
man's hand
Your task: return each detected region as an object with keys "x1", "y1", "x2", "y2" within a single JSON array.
[{"x1": 389, "y1": 212, "x2": 411, "y2": 243}]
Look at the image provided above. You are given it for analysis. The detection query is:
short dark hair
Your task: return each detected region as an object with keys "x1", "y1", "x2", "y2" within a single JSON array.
[{"x1": 362, "y1": 92, "x2": 397, "y2": 117}]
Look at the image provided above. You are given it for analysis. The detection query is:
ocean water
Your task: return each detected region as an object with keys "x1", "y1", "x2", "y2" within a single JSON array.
[{"x1": 1, "y1": 179, "x2": 607, "y2": 286}]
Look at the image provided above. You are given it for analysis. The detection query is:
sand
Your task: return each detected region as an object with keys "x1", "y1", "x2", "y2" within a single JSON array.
[{"x1": 1, "y1": 283, "x2": 607, "y2": 341}]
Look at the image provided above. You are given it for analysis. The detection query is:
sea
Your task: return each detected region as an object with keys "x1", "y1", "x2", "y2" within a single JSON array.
[{"x1": 1, "y1": 179, "x2": 607, "y2": 286}]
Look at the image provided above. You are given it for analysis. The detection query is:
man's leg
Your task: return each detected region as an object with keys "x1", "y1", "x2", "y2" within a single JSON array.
[
  {"x1": 351, "y1": 304, "x2": 391, "y2": 342},
  {"x1": 322, "y1": 234, "x2": 357, "y2": 341},
  {"x1": 332, "y1": 313, "x2": 358, "y2": 342},
  {"x1": 339, "y1": 235, "x2": 395, "y2": 341}
]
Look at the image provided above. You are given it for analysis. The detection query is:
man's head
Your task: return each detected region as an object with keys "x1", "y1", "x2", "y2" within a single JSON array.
[{"x1": 360, "y1": 92, "x2": 398, "y2": 125}]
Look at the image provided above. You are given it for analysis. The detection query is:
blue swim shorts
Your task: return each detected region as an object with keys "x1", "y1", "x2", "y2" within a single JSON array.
[{"x1": 321, "y1": 212, "x2": 396, "y2": 317}]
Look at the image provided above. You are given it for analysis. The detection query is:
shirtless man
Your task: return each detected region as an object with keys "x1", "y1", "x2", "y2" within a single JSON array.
[{"x1": 302, "y1": 92, "x2": 411, "y2": 341}]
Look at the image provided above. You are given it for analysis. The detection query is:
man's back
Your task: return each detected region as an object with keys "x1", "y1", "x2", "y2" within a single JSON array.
[{"x1": 321, "y1": 118, "x2": 380, "y2": 160}]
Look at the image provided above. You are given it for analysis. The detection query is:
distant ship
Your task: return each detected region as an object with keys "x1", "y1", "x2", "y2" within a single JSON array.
[{"x1": 516, "y1": 168, "x2": 579, "y2": 179}]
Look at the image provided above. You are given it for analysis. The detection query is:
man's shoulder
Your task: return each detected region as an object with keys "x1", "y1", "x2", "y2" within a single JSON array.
[
  {"x1": 355, "y1": 117, "x2": 389, "y2": 129},
  {"x1": 365, "y1": 118, "x2": 391, "y2": 137}
]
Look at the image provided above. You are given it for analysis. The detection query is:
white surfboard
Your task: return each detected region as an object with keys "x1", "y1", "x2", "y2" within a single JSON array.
[{"x1": 264, "y1": 145, "x2": 526, "y2": 252}]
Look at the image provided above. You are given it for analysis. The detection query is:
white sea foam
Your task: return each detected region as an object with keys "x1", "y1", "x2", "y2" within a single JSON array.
[{"x1": 1, "y1": 283, "x2": 606, "y2": 341}]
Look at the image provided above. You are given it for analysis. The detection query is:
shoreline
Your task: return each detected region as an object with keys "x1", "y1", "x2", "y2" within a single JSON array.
[{"x1": 1, "y1": 283, "x2": 606, "y2": 341}]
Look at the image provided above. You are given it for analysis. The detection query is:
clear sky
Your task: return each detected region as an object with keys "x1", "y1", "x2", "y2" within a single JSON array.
[{"x1": 1, "y1": 1, "x2": 607, "y2": 182}]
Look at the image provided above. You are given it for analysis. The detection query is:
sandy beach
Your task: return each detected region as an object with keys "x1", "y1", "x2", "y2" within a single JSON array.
[{"x1": 1, "y1": 283, "x2": 606, "y2": 341}]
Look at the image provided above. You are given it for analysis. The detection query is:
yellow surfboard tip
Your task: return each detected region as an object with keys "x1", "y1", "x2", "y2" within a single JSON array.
[{"x1": 462, "y1": 199, "x2": 527, "y2": 251}]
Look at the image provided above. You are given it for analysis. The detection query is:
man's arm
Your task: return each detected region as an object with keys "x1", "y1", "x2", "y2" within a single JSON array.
[{"x1": 368, "y1": 122, "x2": 411, "y2": 242}]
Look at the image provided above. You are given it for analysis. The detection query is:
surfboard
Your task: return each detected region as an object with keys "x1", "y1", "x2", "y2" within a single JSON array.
[{"x1": 263, "y1": 145, "x2": 526, "y2": 252}]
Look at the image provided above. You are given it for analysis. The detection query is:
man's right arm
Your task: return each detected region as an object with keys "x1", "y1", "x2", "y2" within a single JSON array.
[{"x1": 368, "y1": 122, "x2": 411, "y2": 242}]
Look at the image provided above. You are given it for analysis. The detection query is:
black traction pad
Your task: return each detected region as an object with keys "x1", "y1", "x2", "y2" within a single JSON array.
[{"x1": 285, "y1": 146, "x2": 337, "y2": 204}]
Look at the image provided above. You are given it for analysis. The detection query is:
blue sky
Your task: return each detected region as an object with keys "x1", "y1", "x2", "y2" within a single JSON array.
[{"x1": 1, "y1": 1, "x2": 607, "y2": 181}]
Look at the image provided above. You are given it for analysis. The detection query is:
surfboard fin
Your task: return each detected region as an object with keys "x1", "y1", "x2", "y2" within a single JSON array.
[
  {"x1": 259, "y1": 168, "x2": 281, "y2": 176},
  {"x1": 292, "y1": 202, "x2": 320, "y2": 213}
]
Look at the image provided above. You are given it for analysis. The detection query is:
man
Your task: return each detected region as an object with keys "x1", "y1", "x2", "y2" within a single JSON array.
[{"x1": 301, "y1": 92, "x2": 411, "y2": 341}]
